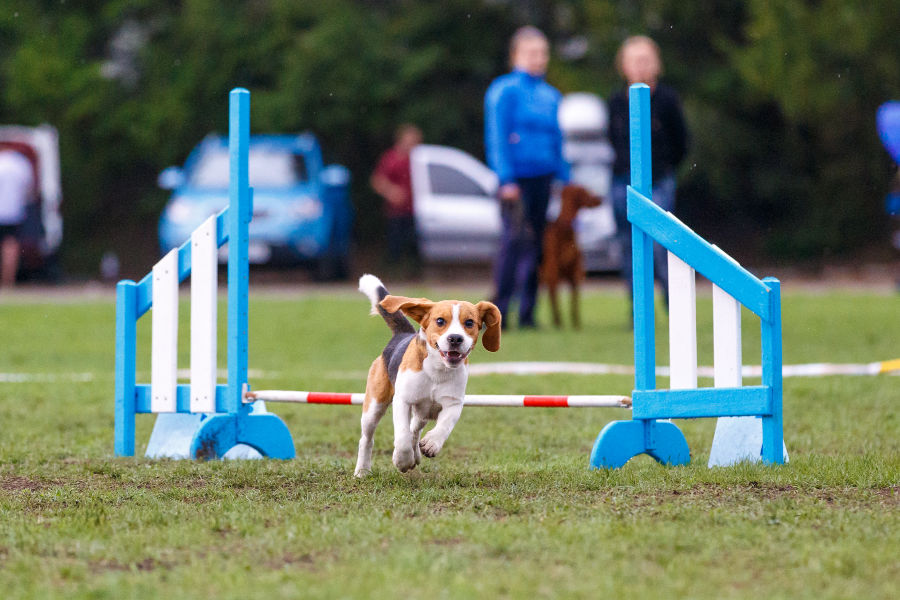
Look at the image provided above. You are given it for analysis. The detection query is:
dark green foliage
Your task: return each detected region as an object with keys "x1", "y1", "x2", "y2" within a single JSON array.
[{"x1": 1, "y1": 1, "x2": 898, "y2": 273}]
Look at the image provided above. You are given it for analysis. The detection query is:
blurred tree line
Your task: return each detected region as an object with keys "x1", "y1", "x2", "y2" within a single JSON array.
[{"x1": 1, "y1": 0, "x2": 898, "y2": 276}]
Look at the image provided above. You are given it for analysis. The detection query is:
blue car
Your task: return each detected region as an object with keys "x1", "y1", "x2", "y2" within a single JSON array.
[{"x1": 158, "y1": 133, "x2": 352, "y2": 279}]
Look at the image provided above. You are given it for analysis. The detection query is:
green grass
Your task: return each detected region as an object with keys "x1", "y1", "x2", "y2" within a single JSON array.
[{"x1": 1, "y1": 287, "x2": 898, "y2": 599}]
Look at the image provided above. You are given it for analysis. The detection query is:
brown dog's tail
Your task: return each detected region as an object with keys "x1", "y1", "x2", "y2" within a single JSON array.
[{"x1": 358, "y1": 274, "x2": 415, "y2": 335}]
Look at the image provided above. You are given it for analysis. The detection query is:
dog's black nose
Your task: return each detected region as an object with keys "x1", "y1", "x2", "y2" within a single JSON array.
[{"x1": 447, "y1": 334, "x2": 464, "y2": 346}]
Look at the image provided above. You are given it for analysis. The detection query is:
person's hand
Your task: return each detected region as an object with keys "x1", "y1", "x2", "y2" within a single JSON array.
[
  {"x1": 499, "y1": 183, "x2": 520, "y2": 203},
  {"x1": 386, "y1": 186, "x2": 407, "y2": 208}
]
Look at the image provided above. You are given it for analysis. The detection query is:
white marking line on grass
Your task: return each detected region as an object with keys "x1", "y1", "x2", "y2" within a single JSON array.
[
  {"x1": 0, "y1": 372, "x2": 96, "y2": 383},
  {"x1": 467, "y1": 361, "x2": 900, "y2": 378},
  {"x1": 3, "y1": 361, "x2": 898, "y2": 385},
  {"x1": 0, "y1": 369, "x2": 276, "y2": 384}
]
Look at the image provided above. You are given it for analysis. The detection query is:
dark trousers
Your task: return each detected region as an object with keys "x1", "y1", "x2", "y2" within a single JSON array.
[
  {"x1": 492, "y1": 174, "x2": 554, "y2": 326},
  {"x1": 385, "y1": 215, "x2": 420, "y2": 276},
  {"x1": 611, "y1": 174, "x2": 676, "y2": 303},
  {"x1": 386, "y1": 215, "x2": 418, "y2": 258}
]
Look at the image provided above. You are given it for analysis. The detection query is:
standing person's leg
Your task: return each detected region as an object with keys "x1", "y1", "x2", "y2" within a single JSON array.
[
  {"x1": 516, "y1": 175, "x2": 553, "y2": 327},
  {"x1": 385, "y1": 217, "x2": 402, "y2": 259},
  {"x1": 492, "y1": 204, "x2": 522, "y2": 324},
  {"x1": 611, "y1": 176, "x2": 633, "y2": 324},
  {"x1": 398, "y1": 215, "x2": 420, "y2": 277},
  {"x1": 651, "y1": 175, "x2": 676, "y2": 305},
  {"x1": 0, "y1": 227, "x2": 20, "y2": 288},
  {"x1": 611, "y1": 177, "x2": 632, "y2": 296},
  {"x1": 384, "y1": 216, "x2": 404, "y2": 278},
  {"x1": 407, "y1": 215, "x2": 423, "y2": 275}
]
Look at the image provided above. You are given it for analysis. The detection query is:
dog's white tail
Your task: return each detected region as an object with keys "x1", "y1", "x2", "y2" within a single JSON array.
[
  {"x1": 358, "y1": 273, "x2": 386, "y2": 316},
  {"x1": 358, "y1": 273, "x2": 414, "y2": 334}
]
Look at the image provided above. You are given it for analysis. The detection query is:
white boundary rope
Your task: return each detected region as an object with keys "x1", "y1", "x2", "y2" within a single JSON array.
[
  {"x1": 466, "y1": 360, "x2": 900, "y2": 378},
  {"x1": 2, "y1": 360, "x2": 897, "y2": 386}
]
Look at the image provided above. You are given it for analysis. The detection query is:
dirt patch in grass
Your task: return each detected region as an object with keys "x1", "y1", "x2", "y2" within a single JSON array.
[
  {"x1": 0, "y1": 476, "x2": 48, "y2": 492},
  {"x1": 429, "y1": 536, "x2": 465, "y2": 547},
  {"x1": 873, "y1": 486, "x2": 899, "y2": 504},
  {"x1": 639, "y1": 483, "x2": 900, "y2": 509},
  {"x1": 90, "y1": 557, "x2": 172, "y2": 573},
  {"x1": 264, "y1": 552, "x2": 317, "y2": 571}
]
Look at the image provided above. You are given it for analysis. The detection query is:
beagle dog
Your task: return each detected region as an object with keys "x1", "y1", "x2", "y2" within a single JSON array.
[{"x1": 355, "y1": 274, "x2": 501, "y2": 476}]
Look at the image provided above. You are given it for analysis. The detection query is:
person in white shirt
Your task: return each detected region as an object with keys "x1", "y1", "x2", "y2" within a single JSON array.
[{"x1": 0, "y1": 149, "x2": 35, "y2": 288}]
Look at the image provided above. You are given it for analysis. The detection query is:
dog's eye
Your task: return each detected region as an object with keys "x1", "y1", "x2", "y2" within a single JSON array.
[
  {"x1": 465, "y1": 319, "x2": 475, "y2": 328},
  {"x1": 435, "y1": 318, "x2": 446, "y2": 326}
]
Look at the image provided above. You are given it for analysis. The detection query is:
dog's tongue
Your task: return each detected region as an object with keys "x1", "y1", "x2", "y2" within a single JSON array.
[{"x1": 444, "y1": 350, "x2": 464, "y2": 363}]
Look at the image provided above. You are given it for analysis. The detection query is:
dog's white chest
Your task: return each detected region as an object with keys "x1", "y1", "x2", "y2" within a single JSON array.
[{"x1": 396, "y1": 355, "x2": 467, "y2": 405}]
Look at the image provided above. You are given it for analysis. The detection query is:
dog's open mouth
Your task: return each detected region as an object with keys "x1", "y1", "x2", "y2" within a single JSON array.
[{"x1": 439, "y1": 348, "x2": 469, "y2": 366}]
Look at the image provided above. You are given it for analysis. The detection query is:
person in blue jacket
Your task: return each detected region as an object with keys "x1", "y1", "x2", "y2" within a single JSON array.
[{"x1": 485, "y1": 26, "x2": 569, "y2": 329}]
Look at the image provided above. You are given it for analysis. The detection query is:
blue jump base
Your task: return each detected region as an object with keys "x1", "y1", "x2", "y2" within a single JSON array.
[{"x1": 590, "y1": 420, "x2": 690, "y2": 468}]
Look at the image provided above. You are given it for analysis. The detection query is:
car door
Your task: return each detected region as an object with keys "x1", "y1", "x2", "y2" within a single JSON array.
[{"x1": 410, "y1": 144, "x2": 500, "y2": 263}]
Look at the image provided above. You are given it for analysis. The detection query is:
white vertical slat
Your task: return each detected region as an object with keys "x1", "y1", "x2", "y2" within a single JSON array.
[
  {"x1": 712, "y1": 283, "x2": 742, "y2": 387},
  {"x1": 190, "y1": 216, "x2": 218, "y2": 413},
  {"x1": 667, "y1": 251, "x2": 697, "y2": 389},
  {"x1": 151, "y1": 249, "x2": 179, "y2": 413}
]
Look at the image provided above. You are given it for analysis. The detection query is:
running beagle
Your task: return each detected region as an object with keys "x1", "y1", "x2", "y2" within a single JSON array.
[{"x1": 355, "y1": 274, "x2": 501, "y2": 476}]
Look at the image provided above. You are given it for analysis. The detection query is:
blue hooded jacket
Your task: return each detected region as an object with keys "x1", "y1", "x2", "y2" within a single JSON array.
[{"x1": 484, "y1": 70, "x2": 569, "y2": 186}]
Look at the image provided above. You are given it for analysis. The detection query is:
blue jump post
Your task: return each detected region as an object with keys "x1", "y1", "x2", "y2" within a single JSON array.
[
  {"x1": 589, "y1": 83, "x2": 787, "y2": 469},
  {"x1": 114, "y1": 88, "x2": 295, "y2": 460},
  {"x1": 589, "y1": 84, "x2": 690, "y2": 468}
]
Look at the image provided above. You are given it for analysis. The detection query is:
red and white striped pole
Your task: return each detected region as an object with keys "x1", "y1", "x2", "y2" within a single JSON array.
[{"x1": 244, "y1": 390, "x2": 631, "y2": 409}]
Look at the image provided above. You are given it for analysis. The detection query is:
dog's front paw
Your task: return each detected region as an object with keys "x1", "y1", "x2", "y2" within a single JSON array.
[
  {"x1": 419, "y1": 432, "x2": 444, "y2": 458},
  {"x1": 392, "y1": 446, "x2": 417, "y2": 472}
]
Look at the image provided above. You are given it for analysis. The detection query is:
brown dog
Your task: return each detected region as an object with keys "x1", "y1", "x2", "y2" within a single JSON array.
[{"x1": 540, "y1": 184, "x2": 602, "y2": 328}]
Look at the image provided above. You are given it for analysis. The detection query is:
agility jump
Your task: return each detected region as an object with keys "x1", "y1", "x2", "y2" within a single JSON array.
[{"x1": 114, "y1": 86, "x2": 786, "y2": 467}]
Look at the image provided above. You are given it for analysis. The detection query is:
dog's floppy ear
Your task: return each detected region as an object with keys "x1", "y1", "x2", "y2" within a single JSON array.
[
  {"x1": 476, "y1": 301, "x2": 502, "y2": 352},
  {"x1": 380, "y1": 295, "x2": 434, "y2": 325},
  {"x1": 563, "y1": 184, "x2": 602, "y2": 209},
  {"x1": 584, "y1": 191, "x2": 603, "y2": 208}
]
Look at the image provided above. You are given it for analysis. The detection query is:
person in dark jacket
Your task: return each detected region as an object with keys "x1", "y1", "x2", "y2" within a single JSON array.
[
  {"x1": 608, "y1": 35, "x2": 688, "y2": 313},
  {"x1": 484, "y1": 26, "x2": 569, "y2": 328}
]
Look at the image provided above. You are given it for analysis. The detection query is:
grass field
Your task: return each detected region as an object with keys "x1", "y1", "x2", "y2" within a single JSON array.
[{"x1": 1, "y1": 284, "x2": 898, "y2": 599}]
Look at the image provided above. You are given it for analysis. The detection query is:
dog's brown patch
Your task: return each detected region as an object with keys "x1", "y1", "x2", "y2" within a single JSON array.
[
  {"x1": 398, "y1": 336, "x2": 428, "y2": 372},
  {"x1": 363, "y1": 357, "x2": 394, "y2": 411}
]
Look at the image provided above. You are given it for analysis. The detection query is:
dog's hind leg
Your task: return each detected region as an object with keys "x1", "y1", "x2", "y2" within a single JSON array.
[
  {"x1": 547, "y1": 279, "x2": 562, "y2": 327},
  {"x1": 356, "y1": 401, "x2": 389, "y2": 477},
  {"x1": 355, "y1": 359, "x2": 392, "y2": 477},
  {"x1": 570, "y1": 278, "x2": 581, "y2": 329}
]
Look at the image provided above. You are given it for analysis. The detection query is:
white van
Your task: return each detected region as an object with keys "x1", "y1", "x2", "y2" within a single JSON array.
[{"x1": 0, "y1": 125, "x2": 63, "y2": 278}]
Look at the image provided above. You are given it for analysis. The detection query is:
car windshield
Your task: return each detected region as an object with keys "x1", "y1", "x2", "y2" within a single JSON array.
[{"x1": 189, "y1": 147, "x2": 306, "y2": 189}]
